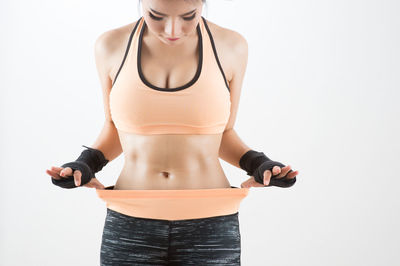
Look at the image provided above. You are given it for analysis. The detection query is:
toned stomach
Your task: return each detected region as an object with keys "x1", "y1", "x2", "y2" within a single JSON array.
[{"x1": 113, "y1": 130, "x2": 231, "y2": 190}]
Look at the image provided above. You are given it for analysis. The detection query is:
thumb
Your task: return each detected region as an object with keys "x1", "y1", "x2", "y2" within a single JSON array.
[
  {"x1": 91, "y1": 178, "x2": 105, "y2": 190},
  {"x1": 241, "y1": 176, "x2": 255, "y2": 188},
  {"x1": 241, "y1": 176, "x2": 264, "y2": 188}
]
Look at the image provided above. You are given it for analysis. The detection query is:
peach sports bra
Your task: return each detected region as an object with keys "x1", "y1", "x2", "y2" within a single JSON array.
[{"x1": 109, "y1": 16, "x2": 231, "y2": 135}]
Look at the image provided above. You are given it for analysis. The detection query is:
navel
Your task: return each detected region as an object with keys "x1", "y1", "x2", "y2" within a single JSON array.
[{"x1": 161, "y1": 171, "x2": 170, "y2": 178}]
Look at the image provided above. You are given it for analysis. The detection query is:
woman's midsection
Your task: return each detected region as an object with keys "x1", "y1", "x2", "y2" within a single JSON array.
[{"x1": 114, "y1": 132, "x2": 230, "y2": 190}]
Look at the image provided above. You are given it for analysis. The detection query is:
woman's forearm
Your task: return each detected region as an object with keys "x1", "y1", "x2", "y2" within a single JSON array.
[
  {"x1": 219, "y1": 128, "x2": 251, "y2": 168},
  {"x1": 90, "y1": 121, "x2": 123, "y2": 162}
]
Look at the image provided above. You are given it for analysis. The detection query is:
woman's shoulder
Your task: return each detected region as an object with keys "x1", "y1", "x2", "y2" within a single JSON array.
[
  {"x1": 95, "y1": 20, "x2": 139, "y2": 57},
  {"x1": 202, "y1": 17, "x2": 247, "y2": 52},
  {"x1": 202, "y1": 17, "x2": 248, "y2": 82},
  {"x1": 94, "y1": 20, "x2": 140, "y2": 80}
]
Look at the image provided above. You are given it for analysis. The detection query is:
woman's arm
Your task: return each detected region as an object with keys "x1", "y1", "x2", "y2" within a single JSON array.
[
  {"x1": 88, "y1": 31, "x2": 124, "y2": 162},
  {"x1": 90, "y1": 122, "x2": 122, "y2": 162},
  {"x1": 218, "y1": 30, "x2": 298, "y2": 188},
  {"x1": 219, "y1": 129, "x2": 251, "y2": 168},
  {"x1": 218, "y1": 30, "x2": 251, "y2": 167}
]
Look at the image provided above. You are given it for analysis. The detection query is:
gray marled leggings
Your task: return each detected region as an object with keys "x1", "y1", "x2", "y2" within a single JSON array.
[{"x1": 100, "y1": 208, "x2": 241, "y2": 265}]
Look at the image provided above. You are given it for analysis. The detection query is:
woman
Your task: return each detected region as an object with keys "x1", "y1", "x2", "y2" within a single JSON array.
[{"x1": 46, "y1": 0, "x2": 299, "y2": 264}]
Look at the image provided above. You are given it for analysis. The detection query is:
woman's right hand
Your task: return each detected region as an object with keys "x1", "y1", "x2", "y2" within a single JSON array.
[{"x1": 46, "y1": 166, "x2": 105, "y2": 189}]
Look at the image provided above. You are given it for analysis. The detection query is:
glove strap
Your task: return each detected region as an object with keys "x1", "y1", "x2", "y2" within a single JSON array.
[
  {"x1": 239, "y1": 150, "x2": 270, "y2": 176},
  {"x1": 78, "y1": 145, "x2": 109, "y2": 173}
]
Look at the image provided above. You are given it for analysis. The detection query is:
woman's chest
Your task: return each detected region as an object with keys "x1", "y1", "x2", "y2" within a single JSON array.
[{"x1": 109, "y1": 28, "x2": 234, "y2": 86}]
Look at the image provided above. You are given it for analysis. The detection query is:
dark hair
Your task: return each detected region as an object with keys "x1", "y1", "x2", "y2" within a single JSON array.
[{"x1": 137, "y1": 0, "x2": 207, "y2": 17}]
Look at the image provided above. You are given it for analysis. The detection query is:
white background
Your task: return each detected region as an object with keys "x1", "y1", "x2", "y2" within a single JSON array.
[{"x1": 1, "y1": 0, "x2": 399, "y2": 265}]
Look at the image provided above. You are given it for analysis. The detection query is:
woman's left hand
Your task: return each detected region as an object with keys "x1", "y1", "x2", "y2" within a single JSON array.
[{"x1": 240, "y1": 165, "x2": 299, "y2": 188}]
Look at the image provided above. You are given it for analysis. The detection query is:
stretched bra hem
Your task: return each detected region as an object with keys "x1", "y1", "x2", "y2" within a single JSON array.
[{"x1": 96, "y1": 185, "x2": 250, "y2": 221}]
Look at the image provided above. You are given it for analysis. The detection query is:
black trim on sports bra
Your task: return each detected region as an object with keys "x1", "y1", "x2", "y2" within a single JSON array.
[
  {"x1": 201, "y1": 17, "x2": 230, "y2": 93},
  {"x1": 112, "y1": 18, "x2": 142, "y2": 88},
  {"x1": 137, "y1": 19, "x2": 203, "y2": 92}
]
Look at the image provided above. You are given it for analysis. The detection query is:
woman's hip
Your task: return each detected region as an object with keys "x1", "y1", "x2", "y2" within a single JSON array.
[{"x1": 100, "y1": 208, "x2": 241, "y2": 265}]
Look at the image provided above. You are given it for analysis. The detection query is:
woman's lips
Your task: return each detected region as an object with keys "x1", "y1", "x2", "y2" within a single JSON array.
[{"x1": 167, "y1": 37, "x2": 180, "y2": 41}]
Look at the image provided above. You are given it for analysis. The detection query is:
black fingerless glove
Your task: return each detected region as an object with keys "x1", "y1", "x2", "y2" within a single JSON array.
[
  {"x1": 239, "y1": 150, "x2": 296, "y2": 188},
  {"x1": 51, "y1": 145, "x2": 109, "y2": 189}
]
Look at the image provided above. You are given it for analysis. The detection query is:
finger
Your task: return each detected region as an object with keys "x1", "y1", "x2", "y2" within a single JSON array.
[
  {"x1": 251, "y1": 179, "x2": 264, "y2": 187},
  {"x1": 272, "y1": 166, "x2": 281, "y2": 176},
  {"x1": 286, "y1": 170, "x2": 299, "y2": 179},
  {"x1": 84, "y1": 183, "x2": 93, "y2": 188},
  {"x1": 85, "y1": 178, "x2": 95, "y2": 188},
  {"x1": 88, "y1": 178, "x2": 105, "y2": 190},
  {"x1": 93, "y1": 182, "x2": 106, "y2": 190},
  {"x1": 96, "y1": 182, "x2": 106, "y2": 190},
  {"x1": 277, "y1": 165, "x2": 292, "y2": 178},
  {"x1": 73, "y1": 170, "x2": 81, "y2": 186},
  {"x1": 242, "y1": 178, "x2": 264, "y2": 188},
  {"x1": 263, "y1": 170, "x2": 271, "y2": 186},
  {"x1": 51, "y1": 166, "x2": 67, "y2": 178},
  {"x1": 60, "y1": 167, "x2": 73, "y2": 177},
  {"x1": 51, "y1": 166, "x2": 64, "y2": 172},
  {"x1": 241, "y1": 176, "x2": 256, "y2": 188},
  {"x1": 46, "y1": 169, "x2": 62, "y2": 180},
  {"x1": 240, "y1": 176, "x2": 253, "y2": 188}
]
